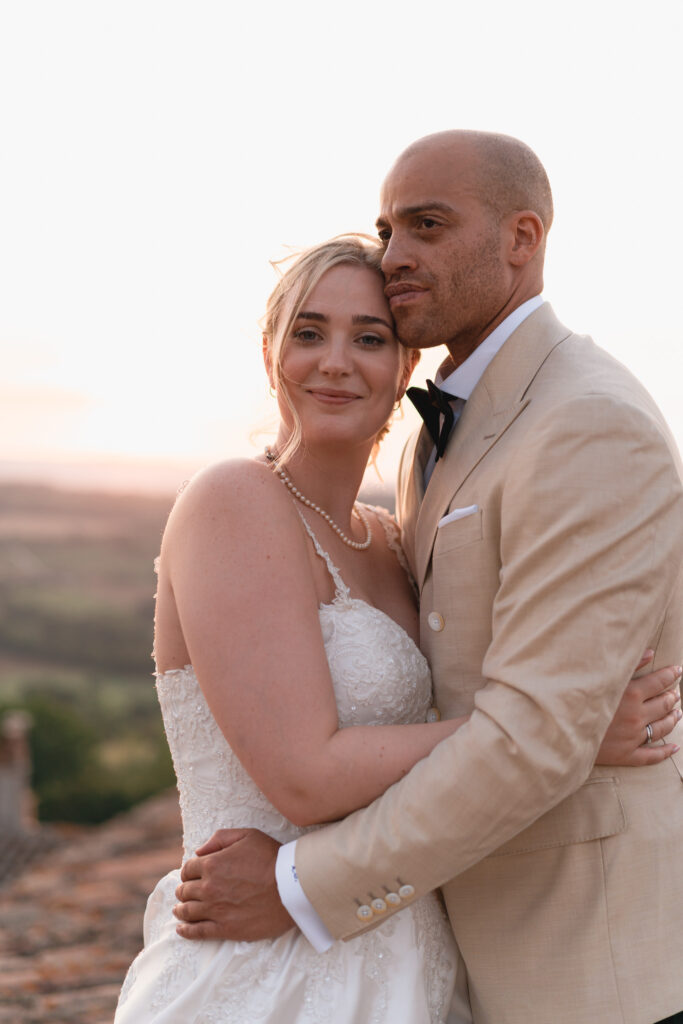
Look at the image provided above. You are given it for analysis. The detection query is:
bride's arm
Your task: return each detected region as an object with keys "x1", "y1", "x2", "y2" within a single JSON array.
[{"x1": 159, "y1": 461, "x2": 466, "y2": 828}]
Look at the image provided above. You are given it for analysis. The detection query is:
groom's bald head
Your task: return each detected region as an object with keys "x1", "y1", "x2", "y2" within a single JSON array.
[{"x1": 392, "y1": 130, "x2": 553, "y2": 235}]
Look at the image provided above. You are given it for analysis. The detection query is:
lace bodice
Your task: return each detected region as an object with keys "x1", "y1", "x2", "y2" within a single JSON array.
[{"x1": 156, "y1": 507, "x2": 434, "y2": 861}]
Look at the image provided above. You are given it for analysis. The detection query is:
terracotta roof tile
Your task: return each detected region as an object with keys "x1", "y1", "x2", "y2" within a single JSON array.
[{"x1": 0, "y1": 789, "x2": 181, "y2": 1023}]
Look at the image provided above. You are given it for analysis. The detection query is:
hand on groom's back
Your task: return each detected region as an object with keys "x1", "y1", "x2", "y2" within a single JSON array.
[{"x1": 173, "y1": 828, "x2": 292, "y2": 941}]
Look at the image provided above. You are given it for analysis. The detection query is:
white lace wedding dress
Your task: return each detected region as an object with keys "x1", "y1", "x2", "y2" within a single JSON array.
[{"x1": 114, "y1": 509, "x2": 463, "y2": 1023}]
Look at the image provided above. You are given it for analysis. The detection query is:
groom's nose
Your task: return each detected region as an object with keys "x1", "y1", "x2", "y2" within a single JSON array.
[{"x1": 381, "y1": 230, "x2": 418, "y2": 278}]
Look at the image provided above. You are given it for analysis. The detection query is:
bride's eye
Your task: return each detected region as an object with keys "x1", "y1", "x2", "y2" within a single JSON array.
[
  {"x1": 356, "y1": 333, "x2": 385, "y2": 348},
  {"x1": 293, "y1": 329, "x2": 321, "y2": 344}
]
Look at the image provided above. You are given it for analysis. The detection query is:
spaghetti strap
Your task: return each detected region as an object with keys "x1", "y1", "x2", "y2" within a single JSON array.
[
  {"x1": 362, "y1": 504, "x2": 418, "y2": 595},
  {"x1": 294, "y1": 506, "x2": 352, "y2": 604}
]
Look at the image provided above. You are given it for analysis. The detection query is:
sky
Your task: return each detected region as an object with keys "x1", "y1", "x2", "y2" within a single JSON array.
[{"x1": 1, "y1": 0, "x2": 681, "y2": 491}]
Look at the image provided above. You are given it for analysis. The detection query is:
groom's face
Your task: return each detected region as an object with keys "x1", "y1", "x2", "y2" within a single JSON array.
[{"x1": 376, "y1": 140, "x2": 511, "y2": 363}]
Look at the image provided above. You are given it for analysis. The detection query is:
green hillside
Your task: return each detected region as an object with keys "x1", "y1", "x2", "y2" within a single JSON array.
[{"x1": 0, "y1": 483, "x2": 175, "y2": 823}]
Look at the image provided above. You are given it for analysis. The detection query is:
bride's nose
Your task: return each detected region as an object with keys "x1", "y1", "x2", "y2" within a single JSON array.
[{"x1": 318, "y1": 337, "x2": 352, "y2": 375}]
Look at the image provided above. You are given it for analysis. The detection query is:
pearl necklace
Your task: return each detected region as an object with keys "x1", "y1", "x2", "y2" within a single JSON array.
[{"x1": 265, "y1": 448, "x2": 372, "y2": 551}]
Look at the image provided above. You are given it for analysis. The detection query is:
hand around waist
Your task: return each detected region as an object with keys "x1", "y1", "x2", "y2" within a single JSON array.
[{"x1": 173, "y1": 828, "x2": 293, "y2": 942}]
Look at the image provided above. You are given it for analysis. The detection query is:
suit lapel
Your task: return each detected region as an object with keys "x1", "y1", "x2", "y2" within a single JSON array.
[
  {"x1": 414, "y1": 389, "x2": 530, "y2": 590},
  {"x1": 413, "y1": 304, "x2": 572, "y2": 591}
]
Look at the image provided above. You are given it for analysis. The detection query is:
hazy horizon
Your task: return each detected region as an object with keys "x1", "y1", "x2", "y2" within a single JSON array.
[{"x1": 2, "y1": 2, "x2": 682, "y2": 484}]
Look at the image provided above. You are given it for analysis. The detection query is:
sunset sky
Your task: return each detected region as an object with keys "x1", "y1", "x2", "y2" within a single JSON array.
[{"x1": 1, "y1": 0, "x2": 681, "y2": 491}]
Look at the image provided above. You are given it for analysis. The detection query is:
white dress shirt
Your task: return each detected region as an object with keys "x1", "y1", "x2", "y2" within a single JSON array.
[
  {"x1": 276, "y1": 295, "x2": 545, "y2": 951},
  {"x1": 423, "y1": 294, "x2": 544, "y2": 482}
]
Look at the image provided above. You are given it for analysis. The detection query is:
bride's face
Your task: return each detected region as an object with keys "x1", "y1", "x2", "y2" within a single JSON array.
[{"x1": 275, "y1": 264, "x2": 410, "y2": 450}]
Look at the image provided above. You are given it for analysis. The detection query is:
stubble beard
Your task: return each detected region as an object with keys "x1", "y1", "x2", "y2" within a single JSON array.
[
  {"x1": 433, "y1": 236, "x2": 509, "y2": 357},
  {"x1": 393, "y1": 306, "x2": 444, "y2": 350},
  {"x1": 392, "y1": 228, "x2": 507, "y2": 353}
]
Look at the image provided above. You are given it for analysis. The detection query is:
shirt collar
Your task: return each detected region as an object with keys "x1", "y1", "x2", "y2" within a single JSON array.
[{"x1": 436, "y1": 295, "x2": 544, "y2": 400}]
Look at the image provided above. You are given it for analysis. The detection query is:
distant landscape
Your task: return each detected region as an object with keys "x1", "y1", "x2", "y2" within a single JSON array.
[
  {"x1": 0, "y1": 482, "x2": 175, "y2": 823},
  {"x1": 0, "y1": 476, "x2": 394, "y2": 825}
]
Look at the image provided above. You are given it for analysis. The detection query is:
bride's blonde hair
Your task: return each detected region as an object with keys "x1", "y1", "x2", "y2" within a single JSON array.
[{"x1": 262, "y1": 234, "x2": 418, "y2": 464}]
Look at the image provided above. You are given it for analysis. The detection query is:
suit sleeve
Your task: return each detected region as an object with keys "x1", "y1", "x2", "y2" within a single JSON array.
[{"x1": 293, "y1": 393, "x2": 683, "y2": 940}]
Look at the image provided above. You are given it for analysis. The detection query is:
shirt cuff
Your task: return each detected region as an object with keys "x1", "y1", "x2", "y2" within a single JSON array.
[{"x1": 275, "y1": 840, "x2": 335, "y2": 952}]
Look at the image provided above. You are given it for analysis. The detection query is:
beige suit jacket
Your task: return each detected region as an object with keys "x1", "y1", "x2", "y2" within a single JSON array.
[{"x1": 295, "y1": 305, "x2": 683, "y2": 1023}]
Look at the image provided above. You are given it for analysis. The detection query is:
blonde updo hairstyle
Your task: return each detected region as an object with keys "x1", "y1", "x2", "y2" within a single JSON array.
[{"x1": 262, "y1": 234, "x2": 418, "y2": 465}]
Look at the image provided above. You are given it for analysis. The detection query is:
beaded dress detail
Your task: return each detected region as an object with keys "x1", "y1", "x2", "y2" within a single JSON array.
[{"x1": 114, "y1": 507, "x2": 459, "y2": 1023}]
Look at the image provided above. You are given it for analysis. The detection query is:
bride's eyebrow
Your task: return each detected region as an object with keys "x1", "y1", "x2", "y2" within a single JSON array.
[
  {"x1": 352, "y1": 314, "x2": 393, "y2": 330},
  {"x1": 294, "y1": 311, "x2": 393, "y2": 331}
]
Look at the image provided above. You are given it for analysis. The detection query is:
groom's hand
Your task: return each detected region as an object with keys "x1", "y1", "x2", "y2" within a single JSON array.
[{"x1": 173, "y1": 828, "x2": 294, "y2": 941}]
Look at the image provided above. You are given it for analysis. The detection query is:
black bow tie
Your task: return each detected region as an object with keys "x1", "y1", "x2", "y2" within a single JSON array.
[{"x1": 407, "y1": 380, "x2": 456, "y2": 462}]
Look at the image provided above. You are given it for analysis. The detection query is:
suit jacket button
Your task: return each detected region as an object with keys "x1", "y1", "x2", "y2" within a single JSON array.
[
  {"x1": 356, "y1": 904, "x2": 373, "y2": 921},
  {"x1": 398, "y1": 884, "x2": 415, "y2": 900},
  {"x1": 427, "y1": 612, "x2": 444, "y2": 632}
]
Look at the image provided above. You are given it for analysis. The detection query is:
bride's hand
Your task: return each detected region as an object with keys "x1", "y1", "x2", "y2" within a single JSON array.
[{"x1": 595, "y1": 652, "x2": 681, "y2": 766}]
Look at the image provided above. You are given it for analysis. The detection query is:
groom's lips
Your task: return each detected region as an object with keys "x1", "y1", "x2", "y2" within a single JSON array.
[{"x1": 385, "y1": 282, "x2": 428, "y2": 307}]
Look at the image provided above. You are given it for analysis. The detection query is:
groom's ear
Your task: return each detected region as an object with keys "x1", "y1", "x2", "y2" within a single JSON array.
[{"x1": 504, "y1": 210, "x2": 545, "y2": 267}]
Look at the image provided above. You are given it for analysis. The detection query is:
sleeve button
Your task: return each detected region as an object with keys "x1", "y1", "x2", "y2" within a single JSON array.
[
  {"x1": 356, "y1": 904, "x2": 373, "y2": 921},
  {"x1": 385, "y1": 891, "x2": 401, "y2": 906},
  {"x1": 371, "y1": 898, "x2": 387, "y2": 915},
  {"x1": 398, "y1": 884, "x2": 415, "y2": 900}
]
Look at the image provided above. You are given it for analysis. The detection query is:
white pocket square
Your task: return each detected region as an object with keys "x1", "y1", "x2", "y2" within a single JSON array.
[{"x1": 437, "y1": 504, "x2": 479, "y2": 528}]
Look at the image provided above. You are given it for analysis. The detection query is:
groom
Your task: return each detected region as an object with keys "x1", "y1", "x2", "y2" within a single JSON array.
[{"x1": 176, "y1": 132, "x2": 683, "y2": 1023}]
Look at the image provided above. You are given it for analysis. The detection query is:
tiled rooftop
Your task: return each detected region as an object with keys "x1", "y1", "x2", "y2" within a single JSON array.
[
  {"x1": 0, "y1": 829, "x2": 62, "y2": 891},
  {"x1": 0, "y1": 789, "x2": 181, "y2": 1024}
]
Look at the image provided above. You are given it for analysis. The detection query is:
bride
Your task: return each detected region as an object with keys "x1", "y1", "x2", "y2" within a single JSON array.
[{"x1": 115, "y1": 236, "x2": 680, "y2": 1023}]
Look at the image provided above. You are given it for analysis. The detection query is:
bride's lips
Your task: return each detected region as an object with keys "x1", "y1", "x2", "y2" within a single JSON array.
[
  {"x1": 384, "y1": 282, "x2": 428, "y2": 308},
  {"x1": 306, "y1": 388, "x2": 360, "y2": 404}
]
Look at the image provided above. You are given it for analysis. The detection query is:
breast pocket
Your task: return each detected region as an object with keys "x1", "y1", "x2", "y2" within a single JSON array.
[{"x1": 434, "y1": 507, "x2": 483, "y2": 556}]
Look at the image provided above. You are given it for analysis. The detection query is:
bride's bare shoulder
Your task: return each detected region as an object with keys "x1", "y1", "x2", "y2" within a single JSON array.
[
  {"x1": 164, "y1": 457, "x2": 296, "y2": 543},
  {"x1": 176, "y1": 457, "x2": 278, "y2": 503}
]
